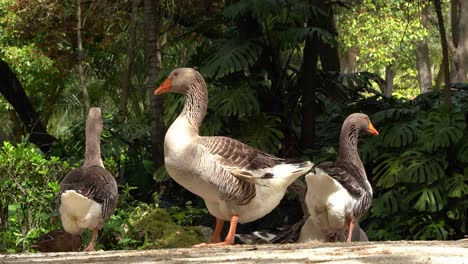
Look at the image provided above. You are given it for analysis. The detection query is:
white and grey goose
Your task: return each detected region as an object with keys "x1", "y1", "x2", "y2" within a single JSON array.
[
  {"x1": 59, "y1": 107, "x2": 118, "y2": 251},
  {"x1": 298, "y1": 113, "x2": 379, "y2": 243},
  {"x1": 155, "y1": 68, "x2": 313, "y2": 246}
]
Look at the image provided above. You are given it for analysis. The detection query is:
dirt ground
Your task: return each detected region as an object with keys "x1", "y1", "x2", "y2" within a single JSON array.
[{"x1": 1, "y1": 240, "x2": 467, "y2": 264}]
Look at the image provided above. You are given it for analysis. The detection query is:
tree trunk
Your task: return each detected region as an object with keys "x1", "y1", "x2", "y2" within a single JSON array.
[
  {"x1": 0, "y1": 204, "x2": 8, "y2": 252},
  {"x1": 434, "y1": 0, "x2": 452, "y2": 111},
  {"x1": 144, "y1": 0, "x2": 165, "y2": 166},
  {"x1": 382, "y1": 66, "x2": 396, "y2": 98},
  {"x1": 300, "y1": 35, "x2": 319, "y2": 149},
  {"x1": 0, "y1": 58, "x2": 56, "y2": 153},
  {"x1": 415, "y1": 42, "x2": 432, "y2": 93},
  {"x1": 415, "y1": 6, "x2": 432, "y2": 94},
  {"x1": 451, "y1": 0, "x2": 468, "y2": 83},
  {"x1": 119, "y1": 0, "x2": 141, "y2": 123},
  {"x1": 300, "y1": 0, "x2": 340, "y2": 149},
  {"x1": 76, "y1": 0, "x2": 90, "y2": 113},
  {"x1": 341, "y1": 47, "x2": 357, "y2": 74}
]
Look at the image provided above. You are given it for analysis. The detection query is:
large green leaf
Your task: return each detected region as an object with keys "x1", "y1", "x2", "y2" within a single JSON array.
[
  {"x1": 456, "y1": 134, "x2": 468, "y2": 163},
  {"x1": 409, "y1": 215, "x2": 449, "y2": 240},
  {"x1": 399, "y1": 151, "x2": 446, "y2": 184},
  {"x1": 201, "y1": 40, "x2": 262, "y2": 79},
  {"x1": 372, "y1": 107, "x2": 415, "y2": 123},
  {"x1": 380, "y1": 120, "x2": 420, "y2": 148},
  {"x1": 409, "y1": 185, "x2": 446, "y2": 212},
  {"x1": 238, "y1": 114, "x2": 284, "y2": 154},
  {"x1": 359, "y1": 136, "x2": 380, "y2": 163},
  {"x1": 209, "y1": 85, "x2": 260, "y2": 117},
  {"x1": 419, "y1": 111, "x2": 465, "y2": 152},
  {"x1": 373, "y1": 153, "x2": 402, "y2": 189},
  {"x1": 370, "y1": 190, "x2": 402, "y2": 216},
  {"x1": 445, "y1": 173, "x2": 468, "y2": 198}
]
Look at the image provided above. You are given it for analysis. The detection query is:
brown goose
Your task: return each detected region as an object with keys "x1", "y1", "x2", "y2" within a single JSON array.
[
  {"x1": 59, "y1": 107, "x2": 118, "y2": 251},
  {"x1": 32, "y1": 228, "x2": 82, "y2": 252},
  {"x1": 155, "y1": 68, "x2": 313, "y2": 246},
  {"x1": 298, "y1": 113, "x2": 378, "y2": 243}
]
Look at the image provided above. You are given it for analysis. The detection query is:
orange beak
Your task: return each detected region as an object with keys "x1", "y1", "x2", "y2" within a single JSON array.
[
  {"x1": 154, "y1": 78, "x2": 172, "y2": 95},
  {"x1": 367, "y1": 122, "x2": 379, "y2": 136}
]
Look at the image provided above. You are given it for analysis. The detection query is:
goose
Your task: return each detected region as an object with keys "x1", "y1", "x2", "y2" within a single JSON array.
[
  {"x1": 298, "y1": 113, "x2": 378, "y2": 243},
  {"x1": 32, "y1": 228, "x2": 82, "y2": 252},
  {"x1": 155, "y1": 68, "x2": 313, "y2": 246},
  {"x1": 59, "y1": 107, "x2": 118, "y2": 251}
]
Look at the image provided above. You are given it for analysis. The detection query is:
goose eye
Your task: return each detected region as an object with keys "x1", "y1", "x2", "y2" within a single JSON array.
[{"x1": 174, "y1": 72, "x2": 178, "y2": 77}]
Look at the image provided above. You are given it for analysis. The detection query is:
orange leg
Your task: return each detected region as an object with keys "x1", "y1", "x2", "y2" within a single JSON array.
[
  {"x1": 210, "y1": 218, "x2": 224, "y2": 243},
  {"x1": 221, "y1": 215, "x2": 238, "y2": 245},
  {"x1": 194, "y1": 215, "x2": 238, "y2": 247},
  {"x1": 84, "y1": 227, "x2": 98, "y2": 252},
  {"x1": 346, "y1": 219, "x2": 355, "y2": 243}
]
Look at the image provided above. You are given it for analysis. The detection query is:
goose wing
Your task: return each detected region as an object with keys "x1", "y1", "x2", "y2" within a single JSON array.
[
  {"x1": 199, "y1": 136, "x2": 285, "y2": 179},
  {"x1": 195, "y1": 136, "x2": 285, "y2": 205},
  {"x1": 60, "y1": 166, "x2": 118, "y2": 220},
  {"x1": 314, "y1": 161, "x2": 366, "y2": 197}
]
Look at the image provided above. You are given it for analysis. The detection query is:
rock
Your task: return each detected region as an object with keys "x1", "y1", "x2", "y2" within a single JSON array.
[
  {"x1": 130, "y1": 207, "x2": 206, "y2": 249},
  {"x1": 2, "y1": 241, "x2": 467, "y2": 263}
]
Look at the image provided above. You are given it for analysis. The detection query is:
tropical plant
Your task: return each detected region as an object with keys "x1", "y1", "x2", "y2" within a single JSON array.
[
  {"x1": 359, "y1": 90, "x2": 468, "y2": 240},
  {"x1": 0, "y1": 142, "x2": 69, "y2": 253}
]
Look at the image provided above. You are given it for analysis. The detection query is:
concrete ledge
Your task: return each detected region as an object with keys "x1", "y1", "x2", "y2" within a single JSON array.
[{"x1": 1, "y1": 240, "x2": 467, "y2": 264}]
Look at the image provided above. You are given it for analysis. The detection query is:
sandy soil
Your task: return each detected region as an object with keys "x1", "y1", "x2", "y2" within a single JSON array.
[{"x1": 1, "y1": 240, "x2": 467, "y2": 264}]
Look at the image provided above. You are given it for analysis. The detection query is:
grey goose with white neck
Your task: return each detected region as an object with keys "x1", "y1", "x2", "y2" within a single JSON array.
[
  {"x1": 299, "y1": 113, "x2": 379, "y2": 243},
  {"x1": 59, "y1": 107, "x2": 118, "y2": 251},
  {"x1": 155, "y1": 68, "x2": 313, "y2": 246}
]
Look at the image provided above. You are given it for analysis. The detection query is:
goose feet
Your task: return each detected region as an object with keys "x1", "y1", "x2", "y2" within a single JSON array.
[
  {"x1": 345, "y1": 219, "x2": 355, "y2": 243},
  {"x1": 83, "y1": 228, "x2": 98, "y2": 252},
  {"x1": 193, "y1": 215, "x2": 238, "y2": 247}
]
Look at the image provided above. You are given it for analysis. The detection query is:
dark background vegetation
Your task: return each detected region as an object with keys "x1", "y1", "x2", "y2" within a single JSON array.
[{"x1": 0, "y1": 0, "x2": 466, "y2": 253}]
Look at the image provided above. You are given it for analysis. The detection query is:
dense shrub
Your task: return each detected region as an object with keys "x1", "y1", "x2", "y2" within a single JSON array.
[
  {"x1": 0, "y1": 142, "x2": 69, "y2": 253},
  {"x1": 361, "y1": 90, "x2": 468, "y2": 240}
]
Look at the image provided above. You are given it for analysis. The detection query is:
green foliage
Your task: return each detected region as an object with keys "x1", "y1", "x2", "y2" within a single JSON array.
[
  {"x1": 313, "y1": 90, "x2": 468, "y2": 241},
  {"x1": 336, "y1": 0, "x2": 433, "y2": 96},
  {"x1": 201, "y1": 40, "x2": 262, "y2": 79},
  {"x1": 129, "y1": 203, "x2": 206, "y2": 249},
  {"x1": 0, "y1": 142, "x2": 69, "y2": 253},
  {"x1": 359, "y1": 90, "x2": 468, "y2": 241}
]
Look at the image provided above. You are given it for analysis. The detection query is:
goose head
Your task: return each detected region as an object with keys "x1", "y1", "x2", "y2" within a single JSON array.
[
  {"x1": 87, "y1": 107, "x2": 103, "y2": 133},
  {"x1": 154, "y1": 68, "x2": 202, "y2": 95},
  {"x1": 344, "y1": 113, "x2": 379, "y2": 136}
]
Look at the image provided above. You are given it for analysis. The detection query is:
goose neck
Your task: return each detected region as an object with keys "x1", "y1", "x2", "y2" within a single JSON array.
[
  {"x1": 337, "y1": 122, "x2": 362, "y2": 168},
  {"x1": 84, "y1": 118, "x2": 104, "y2": 168},
  {"x1": 181, "y1": 77, "x2": 208, "y2": 130}
]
